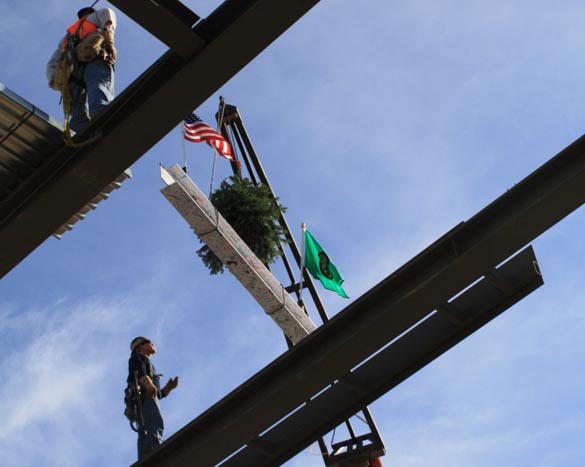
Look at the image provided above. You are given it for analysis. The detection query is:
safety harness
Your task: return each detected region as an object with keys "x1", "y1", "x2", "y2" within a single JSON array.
[
  {"x1": 124, "y1": 370, "x2": 147, "y2": 435},
  {"x1": 57, "y1": 15, "x2": 102, "y2": 148},
  {"x1": 124, "y1": 356, "x2": 158, "y2": 434}
]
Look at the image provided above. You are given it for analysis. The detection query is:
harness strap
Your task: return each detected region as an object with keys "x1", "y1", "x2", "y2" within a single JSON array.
[{"x1": 59, "y1": 16, "x2": 101, "y2": 148}]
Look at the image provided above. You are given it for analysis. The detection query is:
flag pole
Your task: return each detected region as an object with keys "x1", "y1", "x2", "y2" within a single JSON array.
[
  {"x1": 299, "y1": 222, "x2": 307, "y2": 306},
  {"x1": 181, "y1": 124, "x2": 188, "y2": 173},
  {"x1": 209, "y1": 151, "x2": 218, "y2": 197}
]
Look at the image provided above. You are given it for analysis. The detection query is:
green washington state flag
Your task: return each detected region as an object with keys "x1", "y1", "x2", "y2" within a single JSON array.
[{"x1": 304, "y1": 229, "x2": 349, "y2": 299}]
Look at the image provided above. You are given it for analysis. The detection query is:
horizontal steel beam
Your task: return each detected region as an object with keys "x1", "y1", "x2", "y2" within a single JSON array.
[
  {"x1": 220, "y1": 246, "x2": 543, "y2": 467},
  {"x1": 132, "y1": 136, "x2": 584, "y2": 467},
  {"x1": 0, "y1": 0, "x2": 322, "y2": 278}
]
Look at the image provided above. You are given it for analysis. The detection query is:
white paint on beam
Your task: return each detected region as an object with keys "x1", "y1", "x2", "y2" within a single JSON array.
[{"x1": 160, "y1": 164, "x2": 317, "y2": 344}]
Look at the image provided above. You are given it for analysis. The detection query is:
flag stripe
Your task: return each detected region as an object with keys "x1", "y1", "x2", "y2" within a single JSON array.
[{"x1": 183, "y1": 113, "x2": 234, "y2": 161}]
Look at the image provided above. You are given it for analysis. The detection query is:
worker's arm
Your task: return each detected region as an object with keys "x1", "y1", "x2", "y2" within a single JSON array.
[
  {"x1": 138, "y1": 375, "x2": 158, "y2": 398},
  {"x1": 46, "y1": 49, "x2": 61, "y2": 88},
  {"x1": 102, "y1": 28, "x2": 117, "y2": 65},
  {"x1": 96, "y1": 8, "x2": 117, "y2": 64},
  {"x1": 161, "y1": 377, "x2": 179, "y2": 398}
]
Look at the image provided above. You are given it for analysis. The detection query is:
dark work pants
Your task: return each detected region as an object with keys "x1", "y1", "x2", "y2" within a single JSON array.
[{"x1": 137, "y1": 396, "x2": 164, "y2": 460}]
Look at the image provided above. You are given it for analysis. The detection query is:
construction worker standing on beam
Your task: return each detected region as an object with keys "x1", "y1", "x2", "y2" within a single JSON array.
[
  {"x1": 46, "y1": 5, "x2": 117, "y2": 134},
  {"x1": 127, "y1": 337, "x2": 179, "y2": 460}
]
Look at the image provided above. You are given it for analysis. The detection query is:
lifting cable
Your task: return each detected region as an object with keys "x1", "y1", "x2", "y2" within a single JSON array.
[{"x1": 208, "y1": 100, "x2": 228, "y2": 196}]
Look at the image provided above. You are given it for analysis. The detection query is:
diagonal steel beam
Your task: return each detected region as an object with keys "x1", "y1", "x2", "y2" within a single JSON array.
[
  {"x1": 160, "y1": 164, "x2": 318, "y2": 343},
  {"x1": 0, "y1": 0, "x2": 322, "y2": 278},
  {"x1": 131, "y1": 136, "x2": 584, "y2": 467},
  {"x1": 220, "y1": 246, "x2": 543, "y2": 467},
  {"x1": 108, "y1": 0, "x2": 203, "y2": 58}
]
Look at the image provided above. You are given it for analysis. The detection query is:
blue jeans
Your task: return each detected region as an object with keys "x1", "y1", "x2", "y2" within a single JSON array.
[
  {"x1": 69, "y1": 60, "x2": 114, "y2": 134},
  {"x1": 137, "y1": 396, "x2": 164, "y2": 460}
]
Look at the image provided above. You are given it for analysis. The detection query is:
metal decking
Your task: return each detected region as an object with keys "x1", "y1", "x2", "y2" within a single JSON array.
[
  {"x1": 0, "y1": 83, "x2": 63, "y2": 203},
  {"x1": 0, "y1": 83, "x2": 132, "y2": 240}
]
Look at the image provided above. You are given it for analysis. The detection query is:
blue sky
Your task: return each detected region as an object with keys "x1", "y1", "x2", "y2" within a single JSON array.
[{"x1": 1, "y1": 1, "x2": 584, "y2": 466}]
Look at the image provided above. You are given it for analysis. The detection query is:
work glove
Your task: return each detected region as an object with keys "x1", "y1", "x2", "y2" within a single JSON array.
[
  {"x1": 139, "y1": 376, "x2": 158, "y2": 398},
  {"x1": 162, "y1": 376, "x2": 179, "y2": 397},
  {"x1": 76, "y1": 32, "x2": 104, "y2": 62},
  {"x1": 102, "y1": 26, "x2": 116, "y2": 65},
  {"x1": 104, "y1": 43, "x2": 117, "y2": 66}
]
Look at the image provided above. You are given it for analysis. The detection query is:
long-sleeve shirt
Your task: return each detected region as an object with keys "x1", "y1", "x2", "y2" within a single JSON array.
[{"x1": 46, "y1": 8, "x2": 117, "y2": 87}]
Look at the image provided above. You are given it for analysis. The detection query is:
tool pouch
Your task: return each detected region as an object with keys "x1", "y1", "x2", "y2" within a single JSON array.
[
  {"x1": 76, "y1": 31, "x2": 104, "y2": 62},
  {"x1": 123, "y1": 386, "x2": 138, "y2": 423}
]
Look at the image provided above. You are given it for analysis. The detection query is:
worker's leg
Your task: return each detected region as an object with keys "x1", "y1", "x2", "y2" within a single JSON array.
[
  {"x1": 84, "y1": 60, "x2": 115, "y2": 121},
  {"x1": 137, "y1": 396, "x2": 164, "y2": 460},
  {"x1": 68, "y1": 76, "x2": 90, "y2": 134}
]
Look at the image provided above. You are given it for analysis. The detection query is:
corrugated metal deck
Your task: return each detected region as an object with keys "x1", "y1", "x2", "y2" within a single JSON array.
[
  {"x1": 0, "y1": 83, "x2": 132, "y2": 240},
  {"x1": 0, "y1": 83, "x2": 63, "y2": 203}
]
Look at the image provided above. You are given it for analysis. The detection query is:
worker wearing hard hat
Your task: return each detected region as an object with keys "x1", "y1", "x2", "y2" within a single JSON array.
[
  {"x1": 46, "y1": 6, "x2": 118, "y2": 133},
  {"x1": 127, "y1": 337, "x2": 179, "y2": 460}
]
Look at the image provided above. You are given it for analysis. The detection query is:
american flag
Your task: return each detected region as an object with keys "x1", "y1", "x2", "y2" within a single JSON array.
[{"x1": 183, "y1": 113, "x2": 234, "y2": 162}]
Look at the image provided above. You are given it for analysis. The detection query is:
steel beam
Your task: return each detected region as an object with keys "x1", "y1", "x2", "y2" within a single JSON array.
[
  {"x1": 160, "y1": 164, "x2": 317, "y2": 343},
  {"x1": 219, "y1": 103, "x2": 386, "y2": 462},
  {"x1": 219, "y1": 246, "x2": 543, "y2": 467},
  {"x1": 108, "y1": 0, "x2": 203, "y2": 58},
  {"x1": 0, "y1": 0, "x2": 322, "y2": 278},
  {"x1": 131, "y1": 137, "x2": 583, "y2": 467}
]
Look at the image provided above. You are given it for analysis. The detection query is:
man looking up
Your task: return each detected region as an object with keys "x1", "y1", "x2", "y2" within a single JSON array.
[{"x1": 128, "y1": 337, "x2": 179, "y2": 460}]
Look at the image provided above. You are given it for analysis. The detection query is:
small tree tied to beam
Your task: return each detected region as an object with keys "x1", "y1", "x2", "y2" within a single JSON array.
[{"x1": 197, "y1": 175, "x2": 288, "y2": 274}]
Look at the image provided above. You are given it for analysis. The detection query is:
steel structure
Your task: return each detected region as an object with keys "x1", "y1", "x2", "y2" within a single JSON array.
[
  {"x1": 0, "y1": 1, "x2": 582, "y2": 466},
  {"x1": 217, "y1": 102, "x2": 385, "y2": 465},
  {"x1": 0, "y1": 0, "x2": 323, "y2": 278},
  {"x1": 217, "y1": 246, "x2": 542, "y2": 467},
  {"x1": 160, "y1": 164, "x2": 318, "y2": 344},
  {"x1": 131, "y1": 120, "x2": 585, "y2": 466}
]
